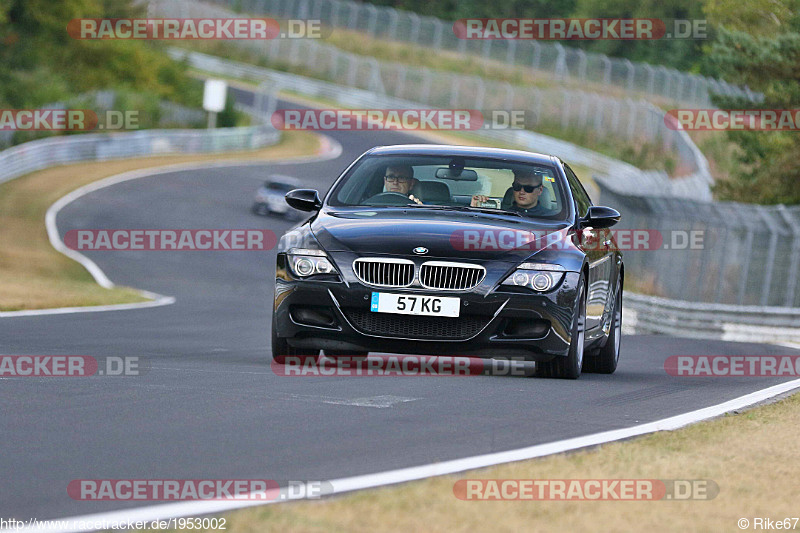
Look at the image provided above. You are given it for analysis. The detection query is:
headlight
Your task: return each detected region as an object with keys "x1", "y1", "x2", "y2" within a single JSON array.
[
  {"x1": 501, "y1": 262, "x2": 565, "y2": 292},
  {"x1": 288, "y1": 248, "x2": 336, "y2": 278}
]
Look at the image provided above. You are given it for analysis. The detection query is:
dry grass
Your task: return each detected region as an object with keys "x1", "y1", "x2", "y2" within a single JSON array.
[
  {"x1": 142, "y1": 391, "x2": 800, "y2": 532},
  {"x1": 0, "y1": 131, "x2": 321, "y2": 311}
]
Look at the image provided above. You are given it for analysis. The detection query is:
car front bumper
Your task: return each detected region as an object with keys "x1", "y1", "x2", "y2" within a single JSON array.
[{"x1": 274, "y1": 256, "x2": 581, "y2": 361}]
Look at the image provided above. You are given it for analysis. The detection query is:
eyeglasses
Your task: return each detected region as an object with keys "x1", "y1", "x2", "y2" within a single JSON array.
[
  {"x1": 512, "y1": 182, "x2": 542, "y2": 193},
  {"x1": 385, "y1": 175, "x2": 412, "y2": 183}
]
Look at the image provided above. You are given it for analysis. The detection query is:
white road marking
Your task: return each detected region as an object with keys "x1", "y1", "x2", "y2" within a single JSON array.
[
  {"x1": 15, "y1": 377, "x2": 800, "y2": 533},
  {"x1": 285, "y1": 393, "x2": 418, "y2": 408}
]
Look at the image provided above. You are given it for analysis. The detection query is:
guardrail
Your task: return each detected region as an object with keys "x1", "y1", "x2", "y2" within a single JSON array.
[
  {"x1": 598, "y1": 182, "x2": 800, "y2": 309},
  {"x1": 0, "y1": 124, "x2": 280, "y2": 187},
  {"x1": 624, "y1": 293, "x2": 800, "y2": 345}
]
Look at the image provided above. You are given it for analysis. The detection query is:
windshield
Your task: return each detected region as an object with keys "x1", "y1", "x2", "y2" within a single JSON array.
[{"x1": 328, "y1": 155, "x2": 568, "y2": 220}]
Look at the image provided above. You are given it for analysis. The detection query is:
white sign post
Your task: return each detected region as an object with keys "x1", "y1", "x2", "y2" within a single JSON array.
[{"x1": 203, "y1": 79, "x2": 227, "y2": 129}]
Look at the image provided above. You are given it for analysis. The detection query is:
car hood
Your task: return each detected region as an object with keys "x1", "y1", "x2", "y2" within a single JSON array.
[{"x1": 311, "y1": 208, "x2": 575, "y2": 262}]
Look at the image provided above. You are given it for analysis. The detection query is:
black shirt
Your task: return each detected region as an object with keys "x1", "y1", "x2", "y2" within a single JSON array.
[{"x1": 508, "y1": 201, "x2": 552, "y2": 217}]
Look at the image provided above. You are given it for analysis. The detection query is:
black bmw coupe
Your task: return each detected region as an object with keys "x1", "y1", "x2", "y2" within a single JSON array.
[{"x1": 271, "y1": 145, "x2": 623, "y2": 379}]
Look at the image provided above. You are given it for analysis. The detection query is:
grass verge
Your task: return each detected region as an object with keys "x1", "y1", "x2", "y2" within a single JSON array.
[
  {"x1": 0, "y1": 130, "x2": 322, "y2": 311},
  {"x1": 142, "y1": 391, "x2": 800, "y2": 532}
]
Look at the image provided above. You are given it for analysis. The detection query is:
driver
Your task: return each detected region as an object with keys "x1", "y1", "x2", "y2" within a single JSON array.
[{"x1": 383, "y1": 165, "x2": 423, "y2": 205}]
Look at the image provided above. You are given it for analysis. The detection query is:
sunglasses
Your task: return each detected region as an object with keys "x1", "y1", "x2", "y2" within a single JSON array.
[{"x1": 512, "y1": 182, "x2": 542, "y2": 193}]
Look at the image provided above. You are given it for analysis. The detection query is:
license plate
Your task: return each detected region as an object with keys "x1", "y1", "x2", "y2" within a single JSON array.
[{"x1": 370, "y1": 292, "x2": 460, "y2": 318}]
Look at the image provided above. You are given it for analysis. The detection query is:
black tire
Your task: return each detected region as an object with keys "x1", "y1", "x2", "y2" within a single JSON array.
[
  {"x1": 535, "y1": 275, "x2": 586, "y2": 379},
  {"x1": 584, "y1": 279, "x2": 622, "y2": 374},
  {"x1": 271, "y1": 317, "x2": 319, "y2": 364}
]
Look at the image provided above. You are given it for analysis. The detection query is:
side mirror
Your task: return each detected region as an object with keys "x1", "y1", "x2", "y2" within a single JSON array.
[
  {"x1": 581, "y1": 206, "x2": 620, "y2": 229},
  {"x1": 285, "y1": 189, "x2": 322, "y2": 212}
]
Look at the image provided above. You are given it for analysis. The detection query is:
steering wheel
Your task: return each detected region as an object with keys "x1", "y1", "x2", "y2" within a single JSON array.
[{"x1": 363, "y1": 192, "x2": 415, "y2": 206}]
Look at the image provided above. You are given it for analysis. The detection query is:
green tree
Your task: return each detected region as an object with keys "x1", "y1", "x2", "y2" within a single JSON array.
[
  {"x1": 0, "y1": 0, "x2": 199, "y2": 109},
  {"x1": 704, "y1": 0, "x2": 800, "y2": 204},
  {"x1": 570, "y1": 0, "x2": 707, "y2": 71}
]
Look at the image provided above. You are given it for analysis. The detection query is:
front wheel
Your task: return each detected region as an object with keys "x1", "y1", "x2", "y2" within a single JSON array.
[
  {"x1": 271, "y1": 316, "x2": 320, "y2": 364},
  {"x1": 535, "y1": 276, "x2": 586, "y2": 379},
  {"x1": 584, "y1": 279, "x2": 621, "y2": 374}
]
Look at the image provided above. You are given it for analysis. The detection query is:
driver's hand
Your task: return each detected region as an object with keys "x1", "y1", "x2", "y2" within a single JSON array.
[
  {"x1": 471, "y1": 195, "x2": 489, "y2": 207},
  {"x1": 408, "y1": 194, "x2": 423, "y2": 205}
]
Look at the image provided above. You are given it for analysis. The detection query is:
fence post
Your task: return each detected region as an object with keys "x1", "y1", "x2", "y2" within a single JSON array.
[
  {"x1": 502, "y1": 82, "x2": 514, "y2": 110},
  {"x1": 737, "y1": 229, "x2": 754, "y2": 305},
  {"x1": 554, "y1": 43, "x2": 568, "y2": 81},
  {"x1": 506, "y1": 39, "x2": 517, "y2": 65},
  {"x1": 409, "y1": 12, "x2": 420, "y2": 44},
  {"x1": 420, "y1": 67, "x2": 432, "y2": 104},
  {"x1": 561, "y1": 91, "x2": 571, "y2": 129},
  {"x1": 610, "y1": 98, "x2": 621, "y2": 133},
  {"x1": 330, "y1": 0, "x2": 340, "y2": 27},
  {"x1": 757, "y1": 206, "x2": 780, "y2": 306},
  {"x1": 395, "y1": 64, "x2": 407, "y2": 99},
  {"x1": 624, "y1": 58, "x2": 634, "y2": 92},
  {"x1": 626, "y1": 99, "x2": 637, "y2": 139},
  {"x1": 346, "y1": 53, "x2": 358, "y2": 87},
  {"x1": 449, "y1": 74, "x2": 460, "y2": 107},
  {"x1": 577, "y1": 50, "x2": 588, "y2": 81},
  {"x1": 644, "y1": 64, "x2": 655, "y2": 96},
  {"x1": 593, "y1": 95, "x2": 604, "y2": 133},
  {"x1": 365, "y1": 4, "x2": 378, "y2": 38},
  {"x1": 474, "y1": 76, "x2": 485, "y2": 110},
  {"x1": 531, "y1": 40, "x2": 542, "y2": 70},
  {"x1": 777, "y1": 206, "x2": 800, "y2": 307},
  {"x1": 387, "y1": 8, "x2": 398, "y2": 41},
  {"x1": 433, "y1": 19, "x2": 443, "y2": 49},
  {"x1": 601, "y1": 55, "x2": 611, "y2": 85}
]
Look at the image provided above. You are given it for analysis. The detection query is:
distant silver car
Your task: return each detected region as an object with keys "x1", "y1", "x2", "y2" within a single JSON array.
[{"x1": 252, "y1": 175, "x2": 303, "y2": 218}]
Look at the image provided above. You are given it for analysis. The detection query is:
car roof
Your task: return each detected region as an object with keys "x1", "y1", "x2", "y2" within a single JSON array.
[{"x1": 365, "y1": 144, "x2": 559, "y2": 166}]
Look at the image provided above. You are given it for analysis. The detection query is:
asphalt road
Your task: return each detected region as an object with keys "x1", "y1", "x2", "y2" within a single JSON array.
[{"x1": 1, "y1": 96, "x2": 798, "y2": 521}]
